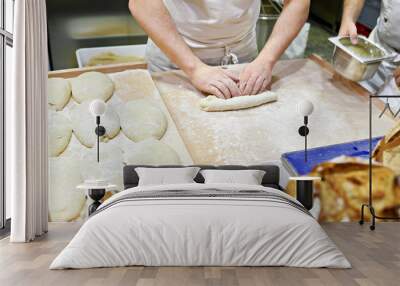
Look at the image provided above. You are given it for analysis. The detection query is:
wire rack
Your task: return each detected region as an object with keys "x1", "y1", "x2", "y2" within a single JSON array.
[{"x1": 360, "y1": 94, "x2": 400, "y2": 230}]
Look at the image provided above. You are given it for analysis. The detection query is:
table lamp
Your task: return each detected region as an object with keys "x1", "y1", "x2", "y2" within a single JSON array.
[
  {"x1": 89, "y1": 99, "x2": 107, "y2": 162},
  {"x1": 297, "y1": 100, "x2": 314, "y2": 162}
]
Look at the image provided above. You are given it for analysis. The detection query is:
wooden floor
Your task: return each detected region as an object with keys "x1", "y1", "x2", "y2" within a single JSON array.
[{"x1": 0, "y1": 222, "x2": 399, "y2": 286}]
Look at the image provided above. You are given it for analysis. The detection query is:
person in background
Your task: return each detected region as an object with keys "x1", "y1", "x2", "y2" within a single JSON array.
[
  {"x1": 339, "y1": 0, "x2": 400, "y2": 93},
  {"x1": 129, "y1": 0, "x2": 310, "y2": 99}
]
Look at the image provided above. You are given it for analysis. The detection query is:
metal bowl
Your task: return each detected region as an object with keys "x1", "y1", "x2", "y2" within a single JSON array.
[{"x1": 329, "y1": 36, "x2": 395, "y2": 82}]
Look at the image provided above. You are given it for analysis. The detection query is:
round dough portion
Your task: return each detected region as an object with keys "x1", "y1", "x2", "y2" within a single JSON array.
[
  {"x1": 49, "y1": 156, "x2": 85, "y2": 222},
  {"x1": 70, "y1": 101, "x2": 120, "y2": 148},
  {"x1": 124, "y1": 138, "x2": 181, "y2": 165},
  {"x1": 120, "y1": 99, "x2": 167, "y2": 142},
  {"x1": 48, "y1": 111, "x2": 73, "y2": 157},
  {"x1": 48, "y1": 78, "x2": 72, "y2": 110},
  {"x1": 71, "y1": 71, "x2": 114, "y2": 103}
]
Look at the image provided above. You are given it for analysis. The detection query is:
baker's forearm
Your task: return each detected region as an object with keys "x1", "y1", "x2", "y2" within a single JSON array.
[
  {"x1": 341, "y1": 0, "x2": 365, "y2": 24},
  {"x1": 129, "y1": 0, "x2": 202, "y2": 75},
  {"x1": 256, "y1": 0, "x2": 310, "y2": 68}
]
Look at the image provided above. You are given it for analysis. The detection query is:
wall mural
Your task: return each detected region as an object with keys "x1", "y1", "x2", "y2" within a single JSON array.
[
  {"x1": 48, "y1": 64, "x2": 400, "y2": 222},
  {"x1": 48, "y1": 69, "x2": 193, "y2": 222}
]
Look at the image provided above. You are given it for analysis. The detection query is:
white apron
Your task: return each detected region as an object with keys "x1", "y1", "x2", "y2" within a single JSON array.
[
  {"x1": 360, "y1": 0, "x2": 400, "y2": 96},
  {"x1": 146, "y1": 0, "x2": 261, "y2": 72}
]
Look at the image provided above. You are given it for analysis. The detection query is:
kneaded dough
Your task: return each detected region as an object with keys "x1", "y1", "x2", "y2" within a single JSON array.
[
  {"x1": 70, "y1": 101, "x2": 120, "y2": 147},
  {"x1": 49, "y1": 155, "x2": 85, "y2": 222},
  {"x1": 120, "y1": 99, "x2": 167, "y2": 142},
  {"x1": 48, "y1": 78, "x2": 72, "y2": 111},
  {"x1": 123, "y1": 138, "x2": 181, "y2": 165},
  {"x1": 48, "y1": 111, "x2": 73, "y2": 157},
  {"x1": 199, "y1": 91, "x2": 278, "y2": 112},
  {"x1": 70, "y1": 71, "x2": 114, "y2": 103}
]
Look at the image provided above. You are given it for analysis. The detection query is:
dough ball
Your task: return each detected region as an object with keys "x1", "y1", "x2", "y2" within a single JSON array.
[
  {"x1": 120, "y1": 99, "x2": 167, "y2": 142},
  {"x1": 71, "y1": 71, "x2": 114, "y2": 103},
  {"x1": 70, "y1": 101, "x2": 120, "y2": 148},
  {"x1": 48, "y1": 111, "x2": 73, "y2": 157},
  {"x1": 124, "y1": 138, "x2": 181, "y2": 165},
  {"x1": 48, "y1": 78, "x2": 72, "y2": 110},
  {"x1": 80, "y1": 143, "x2": 124, "y2": 191},
  {"x1": 49, "y1": 156, "x2": 85, "y2": 222}
]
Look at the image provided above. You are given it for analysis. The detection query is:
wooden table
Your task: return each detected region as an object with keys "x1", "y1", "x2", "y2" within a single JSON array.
[{"x1": 153, "y1": 55, "x2": 395, "y2": 165}]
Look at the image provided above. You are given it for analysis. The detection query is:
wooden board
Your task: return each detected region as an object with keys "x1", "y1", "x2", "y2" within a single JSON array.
[
  {"x1": 48, "y1": 61, "x2": 147, "y2": 78},
  {"x1": 153, "y1": 56, "x2": 396, "y2": 165},
  {"x1": 47, "y1": 66, "x2": 193, "y2": 203},
  {"x1": 47, "y1": 66, "x2": 192, "y2": 167}
]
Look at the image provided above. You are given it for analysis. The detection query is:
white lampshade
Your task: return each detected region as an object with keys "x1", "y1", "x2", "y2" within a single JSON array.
[
  {"x1": 297, "y1": 100, "x2": 314, "y2": 116},
  {"x1": 89, "y1": 99, "x2": 107, "y2": 116}
]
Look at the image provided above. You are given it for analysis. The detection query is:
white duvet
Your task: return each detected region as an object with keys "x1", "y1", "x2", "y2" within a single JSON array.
[{"x1": 50, "y1": 183, "x2": 351, "y2": 269}]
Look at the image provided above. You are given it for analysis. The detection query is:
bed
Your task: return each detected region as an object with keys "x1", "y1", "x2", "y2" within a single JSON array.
[{"x1": 50, "y1": 165, "x2": 350, "y2": 269}]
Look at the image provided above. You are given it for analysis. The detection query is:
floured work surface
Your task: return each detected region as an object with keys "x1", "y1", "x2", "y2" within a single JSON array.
[{"x1": 153, "y1": 57, "x2": 395, "y2": 165}]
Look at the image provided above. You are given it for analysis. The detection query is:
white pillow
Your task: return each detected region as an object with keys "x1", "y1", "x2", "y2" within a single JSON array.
[
  {"x1": 135, "y1": 167, "x2": 200, "y2": 186},
  {"x1": 200, "y1": 169, "x2": 266, "y2": 185}
]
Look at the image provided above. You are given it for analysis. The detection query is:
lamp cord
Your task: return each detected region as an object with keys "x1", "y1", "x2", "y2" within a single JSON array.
[
  {"x1": 305, "y1": 131, "x2": 307, "y2": 162},
  {"x1": 96, "y1": 116, "x2": 100, "y2": 163},
  {"x1": 304, "y1": 116, "x2": 308, "y2": 162}
]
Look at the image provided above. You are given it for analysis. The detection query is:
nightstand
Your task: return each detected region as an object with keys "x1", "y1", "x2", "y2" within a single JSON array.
[
  {"x1": 289, "y1": 176, "x2": 321, "y2": 210},
  {"x1": 77, "y1": 183, "x2": 118, "y2": 216}
]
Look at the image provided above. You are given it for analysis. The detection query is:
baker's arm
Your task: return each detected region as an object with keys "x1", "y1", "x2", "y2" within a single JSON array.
[
  {"x1": 129, "y1": 0, "x2": 241, "y2": 99},
  {"x1": 338, "y1": 0, "x2": 365, "y2": 44},
  {"x1": 239, "y1": 0, "x2": 310, "y2": 95},
  {"x1": 395, "y1": 67, "x2": 400, "y2": 88}
]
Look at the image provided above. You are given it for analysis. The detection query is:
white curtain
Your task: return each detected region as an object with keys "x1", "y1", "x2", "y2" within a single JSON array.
[{"x1": 7, "y1": 0, "x2": 48, "y2": 242}]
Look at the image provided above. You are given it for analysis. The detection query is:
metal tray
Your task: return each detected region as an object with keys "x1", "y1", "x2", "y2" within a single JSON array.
[
  {"x1": 329, "y1": 35, "x2": 395, "y2": 64},
  {"x1": 329, "y1": 36, "x2": 396, "y2": 81}
]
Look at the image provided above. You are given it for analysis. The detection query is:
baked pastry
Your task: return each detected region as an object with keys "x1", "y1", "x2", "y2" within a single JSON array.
[
  {"x1": 286, "y1": 157, "x2": 398, "y2": 221},
  {"x1": 373, "y1": 122, "x2": 400, "y2": 175}
]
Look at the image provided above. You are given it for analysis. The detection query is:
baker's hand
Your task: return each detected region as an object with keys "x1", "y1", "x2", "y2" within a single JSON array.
[
  {"x1": 395, "y1": 67, "x2": 400, "y2": 88},
  {"x1": 338, "y1": 20, "x2": 358, "y2": 45},
  {"x1": 239, "y1": 59, "x2": 272, "y2": 95},
  {"x1": 188, "y1": 63, "x2": 241, "y2": 99}
]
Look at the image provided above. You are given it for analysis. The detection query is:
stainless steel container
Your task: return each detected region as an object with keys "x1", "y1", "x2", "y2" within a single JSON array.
[
  {"x1": 256, "y1": 1, "x2": 282, "y2": 52},
  {"x1": 47, "y1": 0, "x2": 147, "y2": 70},
  {"x1": 329, "y1": 36, "x2": 396, "y2": 82}
]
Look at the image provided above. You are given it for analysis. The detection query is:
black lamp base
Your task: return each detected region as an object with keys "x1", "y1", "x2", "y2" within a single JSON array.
[
  {"x1": 298, "y1": 125, "x2": 309, "y2": 137},
  {"x1": 296, "y1": 180, "x2": 313, "y2": 210},
  {"x1": 95, "y1": 126, "x2": 106, "y2": 136},
  {"x1": 88, "y1": 188, "x2": 106, "y2": 216}
]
